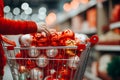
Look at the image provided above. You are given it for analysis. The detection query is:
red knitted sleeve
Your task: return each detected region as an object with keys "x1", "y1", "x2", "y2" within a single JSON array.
[{"x1": 0, "y1": 17, "x2": 37, "y2": 35}]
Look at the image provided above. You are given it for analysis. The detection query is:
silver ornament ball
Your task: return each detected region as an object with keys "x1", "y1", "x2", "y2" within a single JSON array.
[
  {"x1": 28, "y1": 46, "x2": 40, "y2": 57},
  {"x1": 30, "y1": 68, "x2": 44, "y2": 80},
  {"x1": 36, "y1": 55, "x2": 49, "y2": 68},
  {"x1": 67, "y1": 55, "x2": 80, "y2": 70},
  {"x1": 46, "y1": 49, "x2": 58, "y2": 57}
]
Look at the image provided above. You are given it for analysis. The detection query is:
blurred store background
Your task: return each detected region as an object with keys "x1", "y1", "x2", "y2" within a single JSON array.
[{"x1": 3, "y1": 0, "x2": 120, "y2": 80}]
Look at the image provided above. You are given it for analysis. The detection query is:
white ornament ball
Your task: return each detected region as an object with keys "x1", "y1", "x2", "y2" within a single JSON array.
[
  {"x1": 28, "y1": 46, "x2": 40, "y2": 57},
  {"x1": 46, "y1": 49, "x2": 58, "y2": 57},
  {"x1": 30, "y1": 68, "x2": 44, "y2": 80},
  {"x1": 36, "y1": 55, "x2": 49, "y2": 68},
  {"x1": 67, "y1": 55, "x2": 80, "y2": 70},
  {"x1": 75, "y1": 33, "x2": 88, "y2": 43},
  {"x1": 19, "y1": 34, "x2": 33, "y2": 46}
]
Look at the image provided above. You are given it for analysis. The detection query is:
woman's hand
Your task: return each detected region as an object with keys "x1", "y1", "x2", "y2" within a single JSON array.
[{"x1": 37, "y1": 23, "x2": 50, "y2": 36}]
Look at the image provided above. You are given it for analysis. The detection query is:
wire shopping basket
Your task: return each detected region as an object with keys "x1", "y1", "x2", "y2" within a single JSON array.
[{"x1": 4, "y1": 35, "x2": 98, "y2": 80}]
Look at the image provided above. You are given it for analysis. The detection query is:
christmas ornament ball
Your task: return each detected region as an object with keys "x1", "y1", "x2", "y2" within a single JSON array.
[
  {"x1": 75, "y1": 33, "x2": 88, "y2": 43},
  {"x1": 19, "y1": 34, "x2": 33, "y2": 46},
  {"x1": 46, "y1": 48, "x2": 58, "y2": 57},
  {"x1": 67, "y1": 55, "x2": 80, "y2": 70},
  {"x1": 28, "y1": 46, "x2": 40, "y2": 57},
  {"x1": 36, "y1": 55, "x2": 49, "y2": 68},
  {"x1": 30, "y1": 68, "x2": 44, "y2": 80}
]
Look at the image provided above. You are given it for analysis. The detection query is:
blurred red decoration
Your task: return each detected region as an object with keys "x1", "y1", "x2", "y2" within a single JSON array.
[
  {"x1": 26, "y1": 59, "x2": 37, "y2": 70},
  {"x1": 86, "y1": 8, "x2": 97, "y2": 28},
  {"x1": 44, "y1": 75, "x2": 68, "y2": 80},
  {"x1": 51, "y1": 31, "x2": 59, "y2": 41},
  {"x1": 54, "y1": 53, "x2": 67, "y2": 65},
  {"x1": 55, "y1": 66, "x2": 71, "y2": 79},
  {"x1": 61, "y1": 29, "x2": 74, "y2": 39},
  {"x1": 50, "y1": 31, "x2": 59, "y2": 46},
  {"x1": 59, "y1": 29, "x2": 75, "y2": 46},
  {"x1": 111, "y1": 4, "x2": 120, "y2": 22},
  {"x1": 31, "y1": 32, "x2": 50, "y2": 46},
  {"x1": 15, "y1": 52, "x2": 27, "y2": 65}
]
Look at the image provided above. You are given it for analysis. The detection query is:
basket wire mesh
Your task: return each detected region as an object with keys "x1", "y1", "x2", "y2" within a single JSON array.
[
  {"x1": 3, "y1": 35, "x2": 98, "y2": 80},
  {"x1": 4, "y1": 45, "x2": 89, "y2": 80}
]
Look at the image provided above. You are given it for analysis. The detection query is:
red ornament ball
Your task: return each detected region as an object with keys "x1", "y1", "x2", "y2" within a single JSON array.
[
  {"x1": 51, "y1": 31, "x2": 59, "y2": 41},
  {"x1": 54, "y1": 53, "x2": 67, "y2": 65},
  {"x1": 61, "y1": 29, "x2": 74, "y2": 39},
  {"x1": 26, "y1": 59, "x2": 37, "y2": 70},
  {"x1": 15, "y1": 52, "x2": 27, "y2": 65},
  {"x1": 57, "y1": 66, "x2": 71, "y2": 79}
]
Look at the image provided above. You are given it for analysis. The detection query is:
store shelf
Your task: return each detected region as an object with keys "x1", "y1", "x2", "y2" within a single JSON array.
[
  {"x1": 56, "y1": 0, "x2": 108, "y2": 25},
  {"x1": 110, "y1": 21, "x2": 120, "y2": 29},
  {"x1": 80, "y1": 29, "x2": 97, "y2": 34},
  {"x1": 95, "y1": 45, "x2": 120, "y2": 51},
  {"x1": 56, "y1": 0, "x2": 98, "y2": 24}
]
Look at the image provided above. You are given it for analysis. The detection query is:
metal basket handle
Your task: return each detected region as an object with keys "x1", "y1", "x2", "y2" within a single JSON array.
[{"x1": 74, "y1": 35, "x2": 99, "y2": 80}]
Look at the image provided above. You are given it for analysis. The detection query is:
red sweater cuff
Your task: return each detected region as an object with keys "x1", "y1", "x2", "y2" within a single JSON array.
[{"x1": 24, "y1": 21, "x2": 37, "y2": 34}]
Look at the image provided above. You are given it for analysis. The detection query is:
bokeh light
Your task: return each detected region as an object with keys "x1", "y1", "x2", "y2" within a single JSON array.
[
  {"x1": 25, "y1": 7, "x2": 32, "y2": 15},
  {"x1": 14, "y1": 15, "x2": 21, "y2": 20},
  {"x1": 38, "y1": 12, "x2": 46, "y2": 20},
  {"x1": 70, "y1": 0, "x2": 79, "y2": 10},
  {"x1": 39, "y1": 7, "x2": 47, "y2": 13},
  {"x1": 4, "y1": 6, "x2": 11, "y2": 13},
  {"x1": 5, "y1": 12, "x2": 13, "y2": 19},
  {"x1": 63, "y1": 3, "x2": 71, "y2": 12},
  {"x1": 31, "y1": 14, "x2": 40, "y2": 22},
  {"x1": 20, "y1": 12, "x2": 29, "y2": 20},
  {"x1": 46, "y1": 12, "x2": 57, "y2": 25},
  {"x1": 79, "y1": 0, "x2": 89, "y2": 4},
  {"x1": 13, "y1": 7, "x2": 20, "y2": 15},
  {"x1": 21, "y1": 2, "x2": 29, "y2": 10}
]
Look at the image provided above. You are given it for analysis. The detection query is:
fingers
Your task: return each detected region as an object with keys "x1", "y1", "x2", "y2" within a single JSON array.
[
  {"x1": 37, "y1": 23, "x2": 51, "y2": 37},
  {"x1": 39, "y1": 24, "x2": 51, "y2": 36},
  {"x1": 42, "y1": 27, "x2": 51, "y2": 37}
]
